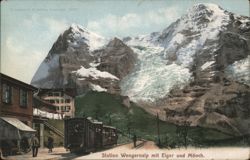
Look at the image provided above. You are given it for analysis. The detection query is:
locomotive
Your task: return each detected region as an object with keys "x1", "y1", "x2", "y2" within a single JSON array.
[{"x1": 64, "y1": 117, "x2": 118, "y2": 153}]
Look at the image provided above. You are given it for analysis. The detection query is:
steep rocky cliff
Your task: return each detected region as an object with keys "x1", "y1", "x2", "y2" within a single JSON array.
[{"x1": 31, "y1": 24, "x2": 136, "y2": 94}]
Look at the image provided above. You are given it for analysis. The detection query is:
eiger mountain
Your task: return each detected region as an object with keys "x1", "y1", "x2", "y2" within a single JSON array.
[
  {"x1": 31, "y1": 4, "x2": 250, "y2": 135},
  {"x1": 31, "y1": 24, "x2": 136, "y2": 94}
]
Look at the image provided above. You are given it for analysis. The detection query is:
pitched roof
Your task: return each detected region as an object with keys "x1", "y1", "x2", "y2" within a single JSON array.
[
  {"x1": 0, "y1": 117, "x2": 36, "y2": 132},
  {"x1": 1, "y1": 73, "x2": 37, "y2": 91}
]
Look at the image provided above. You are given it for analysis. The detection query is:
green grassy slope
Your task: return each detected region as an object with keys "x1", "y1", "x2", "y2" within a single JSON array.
[{"x1": 75, "y1": 91, "x2": 247, "y2": 147}]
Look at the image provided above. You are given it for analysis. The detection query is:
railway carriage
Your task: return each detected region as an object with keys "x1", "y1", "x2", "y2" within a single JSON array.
[{"x1": 64, "y1": 117, "x2": 118, "y2": 153}]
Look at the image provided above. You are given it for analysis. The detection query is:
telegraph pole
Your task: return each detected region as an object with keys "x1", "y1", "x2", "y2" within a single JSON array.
[{"x1": 156, "y1": 113, "x2": 161, "y2": 146}]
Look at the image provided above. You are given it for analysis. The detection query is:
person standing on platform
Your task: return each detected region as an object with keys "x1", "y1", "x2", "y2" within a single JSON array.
[
  {"x1": 48, "y1": 136, "x2": 54, "y2": 153},
  {"x1": 31, "y1": 134, "x2": 39, "y2": 157},
  {"x1": 133, "y1": 134, "x2": 137, "y2": 148}
]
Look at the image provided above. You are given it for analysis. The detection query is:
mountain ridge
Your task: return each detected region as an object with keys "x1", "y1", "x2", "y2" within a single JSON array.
[{"x1": 31, "y1": 3, "x2": 250, "y2": 136}]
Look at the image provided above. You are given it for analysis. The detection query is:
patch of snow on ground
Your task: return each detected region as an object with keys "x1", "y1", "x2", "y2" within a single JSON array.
[
  {"x1": 89, "y1": 62, "x2": 100, "y2": 67},
  {"x1": 201, "y1": 61, "x2": 215, "y2": 70},
  {"x1": 74, "y1": 66, "x2": 119, "y2": 80},
  {"x1": 225, "y1": 55, "x2": 250, "y2": 86},
  {"x1": 90, "y1": 83, "x2": 107, "y2": 92}
]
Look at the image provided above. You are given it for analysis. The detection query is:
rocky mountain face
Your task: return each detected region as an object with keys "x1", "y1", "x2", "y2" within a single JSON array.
[
  {"x1": 163, "y1": 6, "x2": 250, "y2": 136},
  {"x1": 31, "y1": 24, "x2": 136, "y2": 94},
  {"x1": 32, "y1": 4, "x2": 250, "y2": 136},
  {"x1": 122, "y1": 4, "x2": 250, "y2": 135},
  {"x1": 94, "y1": 37, "x2": 137, "y2": 79}
]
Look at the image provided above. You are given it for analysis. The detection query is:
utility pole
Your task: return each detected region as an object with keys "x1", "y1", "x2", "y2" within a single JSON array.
[{"x1": 156, "y1": 113, "x2": 161, "y2": 146}]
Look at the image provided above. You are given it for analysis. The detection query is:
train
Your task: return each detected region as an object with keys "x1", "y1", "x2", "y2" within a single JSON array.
[{"x1": 64, "y1": 117, "x2": 118, "y2": 153}]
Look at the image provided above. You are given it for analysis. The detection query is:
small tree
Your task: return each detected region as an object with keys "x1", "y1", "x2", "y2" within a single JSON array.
[
  {"x1": 93, "y1": 104, "x2": 101, "y2": 120},
  {"x1": 104, "y1": 112, "x2": 112, "y2": 125},
  {"x1": 176, "y1": 121, "x2": 189, "y2": 148}
]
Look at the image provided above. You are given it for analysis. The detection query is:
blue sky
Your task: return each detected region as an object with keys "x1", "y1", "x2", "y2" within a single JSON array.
[{"x1": 1, "y1": 0, "x2": 249, "y2": 83}]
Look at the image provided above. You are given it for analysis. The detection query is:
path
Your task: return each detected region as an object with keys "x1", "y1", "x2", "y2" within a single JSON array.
[{"x1": 4, "y1": 147, "x2": 76, "y2": 160}]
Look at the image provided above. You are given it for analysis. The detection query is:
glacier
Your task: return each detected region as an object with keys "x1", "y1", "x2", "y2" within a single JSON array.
[
  {"x1": 121, "y1": 3, "x2": 230, "y2": 102},
  {"x1": 120, "y1": 46, "x2": 192, "y2": 102}
]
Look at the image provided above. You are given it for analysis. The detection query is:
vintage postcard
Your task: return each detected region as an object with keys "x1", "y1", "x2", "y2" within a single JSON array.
[{"x1": 0, "y1": 0, "x2": 250, "y2": 159}]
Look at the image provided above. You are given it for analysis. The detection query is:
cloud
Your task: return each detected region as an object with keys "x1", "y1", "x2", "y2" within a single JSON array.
[
  {"x1": 22, "y1": 14, "x2": 40, "y2": 28},
  {"x1": 87, "y1": 13, "x2": 141, "y2": 35},
  {"x1": 2, "y1": 37, "x2": 45, "y2": 83},
  {"x1": 44, "y1": 17, "x2": 69, "y2": 33},
  {"x1": 87, "y1": 7, "x2": 180, "y2": 37},
  {"x1": 2, "y1": 17, "x2": 70, "y2": 83},
  {"x1": 146, "y1": 7, "x2": 179, "y2": 25}
]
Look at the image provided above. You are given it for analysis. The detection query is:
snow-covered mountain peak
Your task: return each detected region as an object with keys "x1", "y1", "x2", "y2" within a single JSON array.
[
  {"x1": 70, "y1": 23, "x2": 87, "y2": 32},
  {"x1": 159, "y1": 3, "x2": 230, "y2": 67},
  {"x1": 70, "y1": 23, "x2": 102, "y2": 39},
  {"x1": 183, "y1": 3, "x2": 228, "y2": 27},
  {"x1": 67, "y1": 23, "x2": 107, "y2": 51},
  {"x1": 187, "y1": 3, "x2": 225, "y2": 18},
  {"x1": 121, "y1": 3, "x2": 233, "y2": 102}
]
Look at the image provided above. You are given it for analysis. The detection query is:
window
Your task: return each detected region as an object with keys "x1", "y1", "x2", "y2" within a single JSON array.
[
  {"x1": 20, "y1": 89, "x2": 28, "y2": 107},
  {"x1": 61, "y1": 106, "x2": 65, "y2": 112},
  {"x1": 53, "y1": 92, "x2": 60, "y2": 97},
  {"x1": 49, "y1": 99, "x2": 55, "y2": 104},
  {"x1": 61, "y1": 106, "x2": 71, "y2": 112},
  {"x1": 65, "y1": 99, "x2": 71, "y2": 103},
  {"x1": 66, "y1": 106, "x2": 70, "y2": 112},
  {"x1": 2, "y1": 83, "x2": 12, "y2": 104}
]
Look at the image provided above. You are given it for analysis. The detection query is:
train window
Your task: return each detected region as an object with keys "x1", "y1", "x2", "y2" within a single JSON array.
[{"x1": 96, "y1": 128, "x2": 101, "y2": 132}]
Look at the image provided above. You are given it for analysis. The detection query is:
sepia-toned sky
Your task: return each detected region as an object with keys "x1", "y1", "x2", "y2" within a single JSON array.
[{"x1": 1, "y1": 0, "x2": 249, "y2": 83}]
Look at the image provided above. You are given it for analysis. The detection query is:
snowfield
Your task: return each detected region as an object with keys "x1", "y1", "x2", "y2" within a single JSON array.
[
  {"x1": 73, "y1": 66, "x2": 119, "y2": 80},
  {"x1": 225, "y1": 55, "x2": 250, "y2": 86}
]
